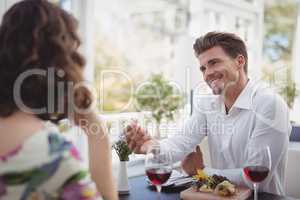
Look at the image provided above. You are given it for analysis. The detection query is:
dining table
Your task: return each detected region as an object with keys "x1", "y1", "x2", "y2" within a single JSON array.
[{"x1": 119, "y1": 175, "x2": 299, "y2": 200}]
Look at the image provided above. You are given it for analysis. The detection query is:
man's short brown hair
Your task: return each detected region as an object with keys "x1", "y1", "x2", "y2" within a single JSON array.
[{"x1": 193, "y1": 31, "x2": 248, "y2": 74}]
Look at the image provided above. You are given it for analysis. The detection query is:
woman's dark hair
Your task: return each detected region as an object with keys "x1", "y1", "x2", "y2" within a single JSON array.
[
  {"x1": 193, "y1": 31, "x2": 248, "y2": 74},
  {"x1": 0, "y1": 0, "x2": 91, "y2": 122}
]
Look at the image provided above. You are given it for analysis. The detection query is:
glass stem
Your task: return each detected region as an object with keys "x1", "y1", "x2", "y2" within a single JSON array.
[
  {"x1": 253, "y1": 183, "x2": 258, "y2": 200},
  {"x1": 156, "y1": 185, "x2": 162, "y2": 193}
]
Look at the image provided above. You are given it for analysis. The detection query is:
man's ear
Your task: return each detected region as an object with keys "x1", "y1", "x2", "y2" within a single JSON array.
[{"x1": 235, "y1": 55, "x2": 245, "y2": 71}]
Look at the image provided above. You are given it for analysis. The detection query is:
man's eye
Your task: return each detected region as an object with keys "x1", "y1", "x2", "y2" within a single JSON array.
[{"x1": 211, "y1": 60, "x2": 217, "y2": 65}]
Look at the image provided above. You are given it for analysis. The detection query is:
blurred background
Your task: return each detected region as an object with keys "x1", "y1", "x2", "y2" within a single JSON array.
[
  {"x1": 1, "y1": 0, "x2": 298, "y2": 120},
  {"x1": 33, "y1": 0, "x2": 300, "y2": 122},
  {"x1": 1, "y1": 0, "x2": 300, "y2": 197}
]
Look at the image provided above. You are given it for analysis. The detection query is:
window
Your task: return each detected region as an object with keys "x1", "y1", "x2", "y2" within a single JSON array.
[
  {"x1": 59, "y1": 0, "x2": 72, "y2": 10},
  {"x1": 48, "y1": 0, "x2": 72, "y2": 12},
  {"x1": 93, "y1": 0, "x2": 191, "y2": 114}
]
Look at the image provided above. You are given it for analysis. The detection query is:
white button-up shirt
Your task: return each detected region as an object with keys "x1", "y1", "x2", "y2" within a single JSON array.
[{"x1": 160, "y1": 79, "x2": 291, "y2": 195}]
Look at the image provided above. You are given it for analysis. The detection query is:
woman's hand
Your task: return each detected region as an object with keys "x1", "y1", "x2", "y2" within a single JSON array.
[
  {"x1": 72, "y1": 86, "x2": 97, "y2": 128},
  {"x1": 71, "y1": 86, "x2": 118, "y2": 200}
]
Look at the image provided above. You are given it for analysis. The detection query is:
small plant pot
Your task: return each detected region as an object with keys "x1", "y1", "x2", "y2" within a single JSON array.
[{"x1": 118, "y1": 161, "x2": 130, "y2": 195}]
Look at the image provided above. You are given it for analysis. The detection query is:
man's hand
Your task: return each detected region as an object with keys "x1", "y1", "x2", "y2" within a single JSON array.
[
  {"x1": 181, "y1": 145, "x2": 205, "y2": 176},
  {"x1": 124, "y1": 122, "x2": 155, "y2": 154}
]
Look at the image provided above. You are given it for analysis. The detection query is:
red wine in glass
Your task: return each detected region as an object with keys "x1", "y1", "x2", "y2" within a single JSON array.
[
  {"x1": 243, "y1": 166, "x2": 269, "y2": 183},
  {"x1": 146, "y1": 167, "x2": 172, "y2": 186}
]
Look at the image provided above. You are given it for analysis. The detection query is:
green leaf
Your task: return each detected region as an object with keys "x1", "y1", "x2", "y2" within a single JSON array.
[{"x1": 113, "y1": 140, "x2": 132, "y2": 161}]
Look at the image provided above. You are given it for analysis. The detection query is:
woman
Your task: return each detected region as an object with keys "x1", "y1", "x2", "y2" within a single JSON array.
[{"x1": 0, "y1": 0, "x2": 117, "y2": 199}]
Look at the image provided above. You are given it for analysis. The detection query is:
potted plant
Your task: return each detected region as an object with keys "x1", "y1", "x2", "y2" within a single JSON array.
[
  {"x1": 113, "y1": 139, "x2": 132, "y2": 162},
  {"x1": 262, "y1": 65, "x2": 299, "y2": 125},
  {"x1": 113, "y1": 138, "x2": 132, "y2": 194},
  {"x1": 135, "y1": 73, "x2": 184, "y2": 139},
  {"x1": 278, "y1": 79, "x2": 299, "y2": 109}
]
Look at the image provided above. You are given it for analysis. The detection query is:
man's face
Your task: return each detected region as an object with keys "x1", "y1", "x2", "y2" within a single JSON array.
[{"x1": 198, "y1": 46, "x2": 242, "y2": 95}]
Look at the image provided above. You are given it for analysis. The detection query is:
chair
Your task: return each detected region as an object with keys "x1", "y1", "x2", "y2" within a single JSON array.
[
  {"x1": 286, "y1": 141, "x2": 300, "y2": 198},
  {"x1": 289, "y1": 125, "x2": 300, "y2": 142},
  {"x1": 285, "y1": 125, "x2": 300, "y2": 198}
]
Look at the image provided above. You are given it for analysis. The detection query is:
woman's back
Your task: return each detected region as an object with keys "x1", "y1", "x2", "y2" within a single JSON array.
[
  {"x1": 0, "y1": 121, "x2": 101, "y2": 200},
  {"x1": 0, "y1": 0, "x2": 117, "y2": 199}
]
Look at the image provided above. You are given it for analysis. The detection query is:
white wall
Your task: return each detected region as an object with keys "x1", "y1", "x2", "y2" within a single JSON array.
[
  {"x1": 291, "y1": 2, "x2": 300, "y2": 123},
  {"x1": 71, "y1": 0, "x2": 95, "y2": 82}
]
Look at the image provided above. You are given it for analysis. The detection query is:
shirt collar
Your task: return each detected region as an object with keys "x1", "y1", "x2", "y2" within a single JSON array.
[{"x1": 231, "y1": 79, "x2": 257, "y2": 110}]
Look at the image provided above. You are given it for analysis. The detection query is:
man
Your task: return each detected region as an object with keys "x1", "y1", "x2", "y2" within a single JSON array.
[{"x1": 125, "y1": 32, "x2": 291, "y2": 195}]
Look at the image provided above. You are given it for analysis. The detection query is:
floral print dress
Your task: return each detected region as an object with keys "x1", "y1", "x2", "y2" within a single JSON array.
[{"x1": 0, "y1": 126, "x2": 102, "y2": 200}]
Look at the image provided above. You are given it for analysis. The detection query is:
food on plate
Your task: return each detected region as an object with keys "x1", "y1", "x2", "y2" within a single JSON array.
[
  {"x1": 192, "y1": 169, "x2": 236, "y2": 197},
  {"x1": 215, "y1": 180, "x2": 236, "y2": 196},
  {"x1": 199, "y1": 184, "x2": 213, "y2": 193}
]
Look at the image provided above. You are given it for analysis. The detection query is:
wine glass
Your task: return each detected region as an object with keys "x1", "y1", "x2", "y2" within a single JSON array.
[
  {"x1": 145, "y1": 145, "x2": 172, "y2": 195},
  {"x1": 243, "y1": 145, "x2": 271, "y2": 200}
]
